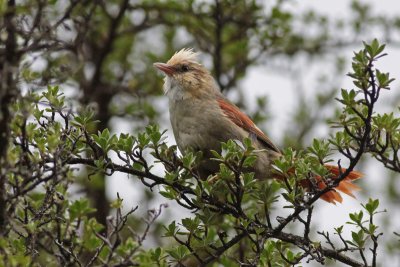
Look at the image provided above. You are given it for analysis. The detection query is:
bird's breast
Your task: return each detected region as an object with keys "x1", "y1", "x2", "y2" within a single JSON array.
[{"x1": 169, "y1": 98, "x2": 240, "y2": 153}]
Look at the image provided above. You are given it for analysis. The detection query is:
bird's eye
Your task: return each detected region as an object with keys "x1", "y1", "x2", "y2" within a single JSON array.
[{"x1": 180, "y1": 65, "x2": 190, "y2": 72}]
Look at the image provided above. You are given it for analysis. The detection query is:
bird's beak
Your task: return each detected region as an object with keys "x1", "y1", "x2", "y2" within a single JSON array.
[{"x1": 153, "y1": 62, "x2": 175, "y2": 76}]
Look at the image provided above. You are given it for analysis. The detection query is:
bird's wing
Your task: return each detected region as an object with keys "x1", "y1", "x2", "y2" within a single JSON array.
[{"x1": 217, "y1": 97, "x2": 281, "y2": 153}]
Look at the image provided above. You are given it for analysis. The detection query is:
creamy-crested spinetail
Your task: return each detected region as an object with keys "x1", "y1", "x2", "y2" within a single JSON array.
[{"x1": 154, "y1": 48, "x2": 361, "y2": 203}]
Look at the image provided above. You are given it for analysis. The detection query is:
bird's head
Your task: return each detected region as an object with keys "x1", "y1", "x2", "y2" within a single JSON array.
[{"x1": 154, "y1": 48, "x2": 219, "y2": 100}]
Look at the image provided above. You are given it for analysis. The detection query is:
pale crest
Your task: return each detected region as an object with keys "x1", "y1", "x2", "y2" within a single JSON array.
[{"x1": 167, "y1": 48, "x2": 200, "y2": 65}]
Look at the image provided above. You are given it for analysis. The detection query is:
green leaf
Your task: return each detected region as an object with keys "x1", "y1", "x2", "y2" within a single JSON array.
[
  {"x1": 182, "y1": 152, "x2": 196, "y2": 169},
  {"x1": 351, "y1": 230, "x2": 365, "y2": 248},
  {"x1": 335, "y1": 225, "x2": 344, "y2": 234},
  {"x1": 363, "y1": 198, "x2": 379, "y2": 215},
  {"x1": 166, "y1": 245, "x2": 190, "y2": 260},
  {"x1": 151, "y1": 247, "x2": 163, "y2": 262},
  {"x1": 243, "y1": 155, "x2": 257, "y2": 167},
  {"x1": 110, "y1": 197, "x2": 123, "y2": 209},
  {"x1": 163, "y1": 221, "x2": 178, "y2": 237},
  {"x1": 364, "y1": 38, "x2": 385, "y2": 58},
  {"x1": 349, "y1": 211, "x2": 363, "y2": 225},
  {"x1": 181, "y1": 217, "x2": 200, "y2": 232},
  {"x1": 159, "y1": 188, "x2": 176, "y2": 200},
  {"x1": 69, "y1": 199, "x2": 96, "y2": 221}
]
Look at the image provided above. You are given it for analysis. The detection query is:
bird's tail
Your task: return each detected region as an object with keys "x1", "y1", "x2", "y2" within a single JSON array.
[
  {"x1": 275, "y1": 164, "x2": 362, "y2": 204},
  {"x1": 301, "y1": 164, "x2": 362, "y2": 204}
]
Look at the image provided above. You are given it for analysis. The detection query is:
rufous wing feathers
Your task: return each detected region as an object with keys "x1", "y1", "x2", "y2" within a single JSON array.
[{"x1": 217, "y1": 97, "x2": 280, "y2": 153}]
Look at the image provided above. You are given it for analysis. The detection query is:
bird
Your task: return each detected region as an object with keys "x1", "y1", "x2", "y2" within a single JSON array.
[{"x1": 154, "y1": 48, "x2": 361, "y2": 204}]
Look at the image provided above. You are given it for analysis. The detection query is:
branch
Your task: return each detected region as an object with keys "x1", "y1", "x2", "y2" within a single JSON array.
[
  {"x1": 0, "y1": 0, "x2": 18, "y2": 236},
  {"x1": 275, "y1": 232, "x2": 365, "y2": 267}
]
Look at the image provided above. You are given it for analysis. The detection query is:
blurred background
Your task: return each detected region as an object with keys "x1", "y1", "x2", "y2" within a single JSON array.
[{"x1": 15, "y1": 0, "x2": 400, "y2": 265}]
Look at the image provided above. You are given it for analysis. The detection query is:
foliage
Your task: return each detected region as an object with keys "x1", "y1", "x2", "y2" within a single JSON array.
[{"x1": 1, "y1": 0, "x2": 400, "y2": 266}]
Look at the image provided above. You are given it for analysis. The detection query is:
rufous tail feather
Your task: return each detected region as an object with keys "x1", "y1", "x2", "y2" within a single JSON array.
[
  {"x1": 319, "y1": 164, "x2": 362, "y2": 204},
  {"x1": 275, "y1": 164, "x2": 362, "y2": 204}
]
